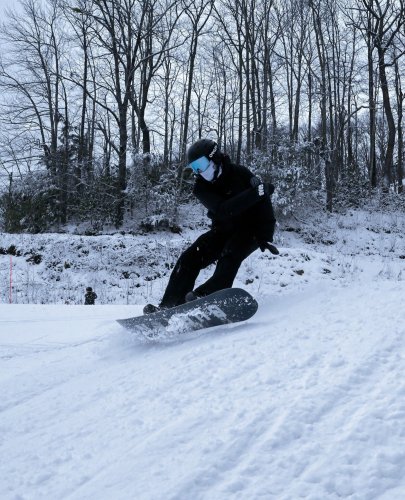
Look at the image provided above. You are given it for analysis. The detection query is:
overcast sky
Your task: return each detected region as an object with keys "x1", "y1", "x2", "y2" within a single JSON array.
[{"x1": 0, "y1": 0, "x2": 20, "y2": 19}]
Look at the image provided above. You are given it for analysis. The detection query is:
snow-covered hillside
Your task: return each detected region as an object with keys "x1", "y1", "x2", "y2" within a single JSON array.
[
  {"x1": 1, "y1": 206, "x2": 405, "y2": 499},
  {"x1": 1, "y1": 205, "x2": 405, "y2": 306}
]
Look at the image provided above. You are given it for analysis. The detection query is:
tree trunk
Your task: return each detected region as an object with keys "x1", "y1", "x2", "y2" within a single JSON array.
[
  {"x1": 367, "y1": 22, "x2": 377, "y2": 188},
  {"x1": 117, "y1": 107, "x2": 129, "y2": 227},
  {"x1": 378, "y1": 46, "x2": 396, "y2": 189},
  {"x1": 395, "y1": 57, "x2": 404, "y2": 194}
]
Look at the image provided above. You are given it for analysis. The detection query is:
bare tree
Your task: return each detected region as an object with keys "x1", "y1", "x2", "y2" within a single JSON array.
[
  {"x1": 360, "y1": 0, "x2": 405, "y2": 188},
  {"x1": 0, "y1": 0, "x2": 72, "y2": 221},
  {"x1": 129, "y1": 0, "x2": 183, "y2": 156},
  {"x1": 279, "y1": 0, "x2": 311, "y2": 142},
  {"x1": 308, "y1": 0, "x2": 335, "y2": 210},
  {"x1": 62, "y1": 0, "x2": 98, "y2": 186},
  {"x1": 214, "y1": 0, "x2": 248, "y2": 163},
  {"x1": 394, "y1": 52, "x2": 404, "y2": 193},
  {"x1": 179, "y1": 0, "x2": 214, "y2": 161}
]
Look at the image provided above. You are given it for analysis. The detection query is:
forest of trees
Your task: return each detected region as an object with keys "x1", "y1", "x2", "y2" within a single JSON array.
[{"x1": 0, "y1": 0, "x2": 404, "y2": 233}]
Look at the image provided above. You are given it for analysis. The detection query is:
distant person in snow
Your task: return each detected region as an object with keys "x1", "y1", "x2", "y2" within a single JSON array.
[
  {"x1": 143, "y1": 138, "x2": 278, "y2": 314},
  {"x1": 84, "y1": 287, "x2": 97, "y2": 305}
]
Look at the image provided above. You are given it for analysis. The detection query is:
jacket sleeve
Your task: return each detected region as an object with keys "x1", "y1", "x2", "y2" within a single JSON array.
[
  {"x1": 194, "y1": 185, "x2": 263, "y2": 222},
  {"x1": 255, "y1": 197, "x2": 276, "y2": 243}
]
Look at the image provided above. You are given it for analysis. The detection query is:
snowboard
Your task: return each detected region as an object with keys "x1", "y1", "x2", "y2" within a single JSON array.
[{"x1": 117, "y1": 288, "x2": 258, "y2": 340}]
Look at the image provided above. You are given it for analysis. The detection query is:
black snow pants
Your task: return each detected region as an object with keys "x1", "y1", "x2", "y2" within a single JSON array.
[{"x1": 159, "y1": 228, "x2": 258, "y2": 308}]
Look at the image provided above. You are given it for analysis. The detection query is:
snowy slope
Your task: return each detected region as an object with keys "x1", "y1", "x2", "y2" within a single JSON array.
[
  {"x1": 1, "y1": 207, "x2": 405, "y2": 499},
  {"x1": 1, "y1": 276, "x2": 405, "y2": 499}
]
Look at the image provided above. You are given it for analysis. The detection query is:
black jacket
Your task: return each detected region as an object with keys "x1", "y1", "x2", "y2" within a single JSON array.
[
  {"x1": 193, "y1": 156, "x2": 276, "y2": 244},
  {"x1": 84, "y1": 291, "x2": 97, "y2": 305}
]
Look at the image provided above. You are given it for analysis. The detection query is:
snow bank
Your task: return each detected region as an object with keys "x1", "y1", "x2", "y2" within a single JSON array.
[{"x1": 1, "y1": 206, "x2": 404, "y2": 306}]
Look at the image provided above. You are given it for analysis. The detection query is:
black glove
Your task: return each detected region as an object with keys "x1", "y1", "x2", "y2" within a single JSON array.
[
  {"x1": 250, "y1": 176, "x2": 275, "y2": 196},
  {"x1": 259, "y1": 241, "x2": 279, "y2": 255},
  {"x1": 250, "y1": 175, "x2": 262, "y2": 188}
]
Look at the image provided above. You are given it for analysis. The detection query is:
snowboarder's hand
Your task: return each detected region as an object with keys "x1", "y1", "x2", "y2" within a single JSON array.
[
  {"x1": 250, "y1": 176, "x2": 265, "y2": 196},
  {"x1": 250, "y1": 175, "x2": 262, "y2": 188},
  {"x1": 250, "y1": 176, "x2": 275, "y2": 197},
  {"x1": 259, "y1": 241, "x2": 279, "y2": 255}
]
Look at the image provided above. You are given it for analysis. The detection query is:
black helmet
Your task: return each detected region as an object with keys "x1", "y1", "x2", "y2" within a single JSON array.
[
  {"x1": 187, "y1": 138, "x2": 219, "y2": 166},
  {"x1": 86, "y1": 287, "x2": 92, "y2": 292}
]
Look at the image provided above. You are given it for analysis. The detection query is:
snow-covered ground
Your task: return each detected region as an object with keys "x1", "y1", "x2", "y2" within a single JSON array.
[{"x1": 1, "y1": 206, "x2": 405, "y2": 499}]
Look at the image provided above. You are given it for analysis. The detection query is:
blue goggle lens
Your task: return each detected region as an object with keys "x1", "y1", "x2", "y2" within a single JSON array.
[{"x1": 189, "y1": 156, "x2": 210, "y2": 173}]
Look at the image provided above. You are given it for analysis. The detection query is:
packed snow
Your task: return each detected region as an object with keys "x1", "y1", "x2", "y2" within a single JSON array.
[{"x1": 1, "y1": 206, "x2": 405, "y2": 499}]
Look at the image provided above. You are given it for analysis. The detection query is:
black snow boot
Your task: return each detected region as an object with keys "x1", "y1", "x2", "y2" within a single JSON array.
[
  {"x1": 143, "y1": 303, "x2": 160, "y2": 315},
  {"x1": 185, "y1": 291, "x2": 200, "y2": 303}
]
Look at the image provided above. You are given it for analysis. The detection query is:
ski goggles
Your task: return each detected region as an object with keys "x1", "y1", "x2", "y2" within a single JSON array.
[{"x1": 188, "y1": 155, "x2": 211, "y2": 174}]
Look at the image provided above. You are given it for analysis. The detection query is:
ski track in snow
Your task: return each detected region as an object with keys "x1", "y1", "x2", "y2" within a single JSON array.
[
  {"x1": 1, "y1": 209, "x2": 405, "y2": 499},
  {"x1": 1, "y1": 277, "x2": 405, "y2": 499}
]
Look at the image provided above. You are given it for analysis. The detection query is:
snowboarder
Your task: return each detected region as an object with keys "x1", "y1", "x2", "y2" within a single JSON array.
[
  {"x1": 84, "y1": 287, "x2": 97, "y2": 305},
  {"x1": 143, "y1": 138, "x2": 277, "y2": 314}
]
